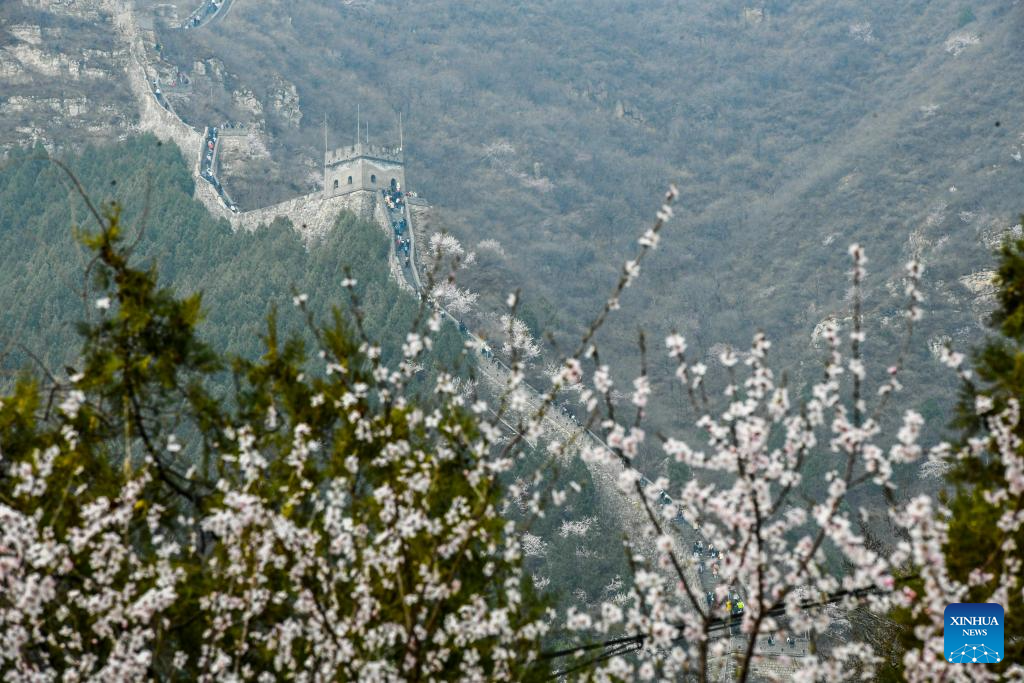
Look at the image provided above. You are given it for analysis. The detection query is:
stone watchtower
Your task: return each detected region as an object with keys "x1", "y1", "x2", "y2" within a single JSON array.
[{"x1": 324, "y1": 142, "x2": 405, "y2": 198}]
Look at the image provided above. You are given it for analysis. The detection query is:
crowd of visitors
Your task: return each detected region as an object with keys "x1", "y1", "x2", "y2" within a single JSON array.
[
  {"x1": 199, "y1": 127, "x2": 238, "y2": 213},
  {"x1": 383, "y1": 187, "x2": 411, "y2": 268}
]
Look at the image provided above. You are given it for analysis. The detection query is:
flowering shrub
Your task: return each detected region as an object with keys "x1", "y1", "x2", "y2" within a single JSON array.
[
  {"x1": 425, "y1": 233, "x2": 479, "y2": 317},
  {"x1": 499, "y1": 315, "x2": 542, "y2": 362},
  {"x1": 2, "y1": 184, "x2": 1023, "y2": 681},
  {"x1": 888, "y1": 236, "x2": 1024, "y2": 681},
  {"x1": 0, "y1": 206, "x2": 551, "y2": 680},
  {"x1": 535, "y1": 202, "x2": 1024, "y2": 680},
  {"x1": 553, "y1": 242, "x2": 930, "y2": 680}
]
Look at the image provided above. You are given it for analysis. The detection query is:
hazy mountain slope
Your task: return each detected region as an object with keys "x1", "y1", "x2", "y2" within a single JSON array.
[
  {"x1": 3, "y1": 0, "x2": 1021, "y2": 474},
  {"x1": 160, "y1": 3, "x2": 1019, "y2": 314}
]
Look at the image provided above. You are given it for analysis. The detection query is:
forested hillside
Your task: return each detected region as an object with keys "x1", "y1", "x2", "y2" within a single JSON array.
[
  {"x1": 148, "y1": 0, "x2": 1023, "y2": 472},
  {"x1": 0, "y1": 135, "x2": 464, "y2": 378},
  {"x1": 3, "y1": 0, "x2": 1020, "y2": 484}
]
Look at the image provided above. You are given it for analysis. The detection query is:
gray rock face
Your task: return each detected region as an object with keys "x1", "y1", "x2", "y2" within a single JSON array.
[
  {"x1": 0, "y1": 1, "x2": 133, "y2": 152},
  {"x1": 232, "y1": 87, "x2": 263, "y2": 118},
  {"x1": 269, "y1": 75, "x2": 301, "y2": 128}
]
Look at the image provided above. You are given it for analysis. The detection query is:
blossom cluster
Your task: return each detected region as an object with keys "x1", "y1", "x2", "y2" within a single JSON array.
[
  {"x1": 530, "y1": 230, "x2": 1019, "y2": 680},
  {"x1": 0, "y1": 213, "x2": 555, "y2": 681},
  {"x1": 3, "y1": 188, "x2": 1020, "y2": 682}
]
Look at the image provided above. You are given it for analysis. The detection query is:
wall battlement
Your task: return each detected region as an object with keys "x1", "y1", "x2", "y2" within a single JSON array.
[
  {"x1": 327, "y1": 142, "x2": 402, "y2": 164},
  {"x1": 324, "y1": 140, "x2": 405, "y2": 198}
]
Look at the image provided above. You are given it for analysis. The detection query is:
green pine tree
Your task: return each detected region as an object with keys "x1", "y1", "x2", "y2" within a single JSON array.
[
  {"x1": 882, "y1": 219, "x2": 1024, "y2": 678},
  {"x1": 0, "y1": 199, "x2": 553, "y2": 679}
]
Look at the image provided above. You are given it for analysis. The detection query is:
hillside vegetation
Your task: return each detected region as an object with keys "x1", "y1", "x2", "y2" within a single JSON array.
[
  {"x1": 0, "y1": 135, "x2": 463, "y2": 378},
  {"x1": 152, "y1": 1, "x2": 1023, "y2": 467},
  {"x1": 3, "y1": 1, "x2": 1020, "y2": 478}
]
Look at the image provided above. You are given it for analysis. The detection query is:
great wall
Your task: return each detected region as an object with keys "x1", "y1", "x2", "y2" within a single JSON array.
[{"x1": 100, "y1": 2, "x2": 810, "y2": 676}]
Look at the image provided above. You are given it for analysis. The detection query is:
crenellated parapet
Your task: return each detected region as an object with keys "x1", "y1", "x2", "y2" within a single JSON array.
[{"x1": 327, "y1": 142, "x2": 403, "y2": 165}]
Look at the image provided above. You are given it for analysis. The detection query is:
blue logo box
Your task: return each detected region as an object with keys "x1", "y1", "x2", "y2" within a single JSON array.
[{"x1": 944, "y1": 603, "x2": 1004, "y2": 663}]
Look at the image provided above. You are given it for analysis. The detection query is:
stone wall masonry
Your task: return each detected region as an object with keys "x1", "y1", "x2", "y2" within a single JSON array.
[
  {"x1": 231, "y1": 190, "x2": 376, "y2": 242},
  {"x1": 407, "y1": 202, "x2": 432, "y2": 284},
  {"x1": 215, "y1": 128, "x2": 271, "y2": 182},
  {"x1": 193, "y1": 177, "x2": 234, "y2": 221},
  {"x1": 132, "y1": 56, "x2": 203, "y2": 173},
  {"x1": 210, "y1": 127, "x2": 222, "y2": 177},
  {"x1": 113, "y1": 0, "x2": 203, "y2": 175},
  {"x1": 192, "y1": 156, "x2": 379, "y2": 242},
  {"x1": 371, "y1": 193, "x2": 390, "y2": 238},
  {"x1": 218, "y1": 125, "x2": 255, "y2": 137}
]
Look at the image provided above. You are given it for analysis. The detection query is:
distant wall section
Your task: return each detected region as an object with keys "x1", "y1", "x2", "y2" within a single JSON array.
[
  {"x1": 113, "y1": 0, "x2": 381, "y2": 244},
  {"x1": 114, "y1": 1, "x2": 203, "y2": 171}
]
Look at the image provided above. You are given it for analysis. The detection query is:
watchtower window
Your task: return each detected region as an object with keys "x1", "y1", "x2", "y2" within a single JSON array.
[
  {"x1": 333, "y1": 178, "x2": 339, "y2": 189},
  {"x1": 347, "y1": 176, "x2": 353, "y2": 185},
  {"x1": 390, "y1": 178, "x2": 397, "y2": 191},
  {"x1": 370, "y1": 174, "x2": 377, "y2": 184}
]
